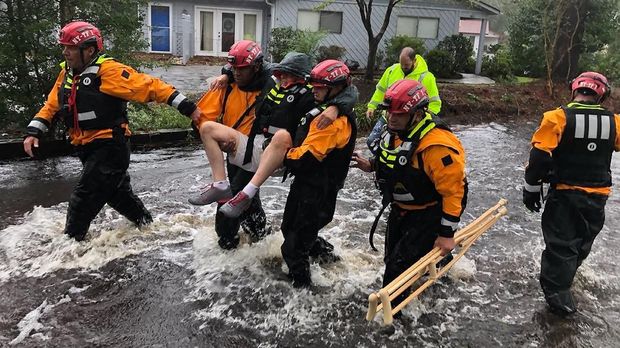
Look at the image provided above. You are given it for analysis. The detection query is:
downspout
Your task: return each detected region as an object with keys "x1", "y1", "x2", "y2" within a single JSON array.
[{"x1": 265, "y1": 0, "x2": 275, "y2": 59}]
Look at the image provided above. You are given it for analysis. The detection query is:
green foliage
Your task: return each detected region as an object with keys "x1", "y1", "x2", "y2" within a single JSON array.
[
  {"x1": 384, "y1": 35, "x2": 426, "y2": 64},
  {"x1": 0, "y1": 0, "x2": 149, "y2": 130},
  {"x1": 481, "y1": 44, "x2": 515, "y2": 82},
  {"x1": 268, "y1": 27, "x2": 327, "y2": 62},
  {"x1": 579, "y1": 27, "x2": 620, "y2": 84},
  {"x1": 436, "y1": 34, "x2": 475, "y2": 73},
  {"x1": 127, "y1": 103, "x2": 192, "y2": 132},
  {"x1": 507, "y1": 0, "x2": 620, "y2": 78},
  {"x1": 317, "y1": 45, "x2": 347, "y2": 62},
  {"x1": 353, "y1": 102, "x2": 374, "y2": 132},
  {"x1": 506, "y1": 0, "x2": 547, "y2": 77},
  {"x1": 425, "y1": 49, "x2": 459, "y2": 79}
]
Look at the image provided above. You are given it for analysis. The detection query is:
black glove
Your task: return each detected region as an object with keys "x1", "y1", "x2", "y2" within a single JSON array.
[{"x1": 523, "y1": 187, "x2": 541, "y2": 212}]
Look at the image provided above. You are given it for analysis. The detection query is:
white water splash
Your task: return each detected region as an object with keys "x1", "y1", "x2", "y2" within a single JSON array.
[{"x1": 9, "y1": 296, "x2": 71, "y2": 345}]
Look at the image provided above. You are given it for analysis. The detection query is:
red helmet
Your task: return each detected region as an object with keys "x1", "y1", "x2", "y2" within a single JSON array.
[
  {"x1": 309, "y1": 59, "x2": 351, "y2": 88},
  {"x1": 570, "y1": 71, "x2": 611, "y2": 102},
  {"x1": 381, "y1": 79, "x2": 430, "y2": 114},
  {"x1": 58, "y1": 21, "x2": 103, "y2": 51},
  {"x1": 227, "y1": 40, "x2": 263, "y2": 67}
]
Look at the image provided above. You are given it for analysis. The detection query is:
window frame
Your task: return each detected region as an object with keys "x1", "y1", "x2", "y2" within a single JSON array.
[
  {"x1": 297, "y1": 9, "x2": 343, "y2": 34},
  {"x1": 396, "y1": 16, "x2": 440, "y2": 39},
  {"x1": 148, "y1": 2, "x2": 173, "y2": 53}
]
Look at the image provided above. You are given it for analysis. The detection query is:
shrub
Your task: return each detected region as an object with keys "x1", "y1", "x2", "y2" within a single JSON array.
[
  {"x1": 384, "y1": 35, "x2": 426, "y2": 64},
  {"x1": 375, "y1": 49, "x2": 386, "y2": 71},
  {"x1": 0, "y1": 0, "x2": 150, "y2": 129},
  {"x1": 481, "y1": 44, "x2": 515, "y2": 82},
  {"x1": 436, "y1": 34, "x2": 475, "y2": 73},
  {"x1": 354, "y1": 102, "x2": 375, "y2": 132},
  {"x1": 425, "y1": 49, "x2": 459, "y2": 79},
  {"x1": 128, "y1": 103, "x2": 192, "y2": 131},
  {"x1": 269, "y1": 27, "x2": 299, "y2": 62},
  {"x1": 268, "y1": 27, "x2": 326, "y2": 62},
  {"x1": 317, "y1": 45, "x2": 347, "y2": 62}
]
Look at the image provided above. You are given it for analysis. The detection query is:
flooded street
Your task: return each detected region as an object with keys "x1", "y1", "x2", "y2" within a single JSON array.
[{"x1": 1, "y1": 121, "x2": 619, "y2": 347}]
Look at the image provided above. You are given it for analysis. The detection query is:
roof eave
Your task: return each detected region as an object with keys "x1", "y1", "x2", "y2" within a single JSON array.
[{"x1": 475, "y1": 1, "x2": 501, "y2": 15}]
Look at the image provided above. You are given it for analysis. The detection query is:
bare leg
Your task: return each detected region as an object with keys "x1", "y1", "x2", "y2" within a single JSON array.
[
  {"x1": 218, "y1": 130, "x2": 292, "y2": 218},
  {"x1": 199, "y1": 121, "x2": 239, "y2": 181},
  {"x1": 250, "y1": 129, "x2": 292, "y2": 187}
]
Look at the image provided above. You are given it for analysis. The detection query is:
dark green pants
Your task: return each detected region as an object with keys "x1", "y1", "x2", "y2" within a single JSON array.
[
  {"x1": 280, "y1": 179, "x2": 338, "y2": 285},
  {"x1": 540, "y1": 189, "x2": 607, "y2": 296},
  {"x1": 65, "y1": 139, "x2": 151, "y2": 241}
]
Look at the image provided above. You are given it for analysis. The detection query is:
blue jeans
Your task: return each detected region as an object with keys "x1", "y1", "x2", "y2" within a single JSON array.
[{"x1": 366, "y1": 116, "x2": 386, "y2": 152}]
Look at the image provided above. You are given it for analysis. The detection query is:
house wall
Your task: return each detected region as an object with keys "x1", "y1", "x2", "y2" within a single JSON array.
[
  {"x1": 274, "y1": 0, "x2": 494, "y2": 67},
  {"x1": 466, "y1": 35, "x2": 500, "y2": 56},
  {"x1": 144, "y1": 0, "x2": 271, "y2": 56}
]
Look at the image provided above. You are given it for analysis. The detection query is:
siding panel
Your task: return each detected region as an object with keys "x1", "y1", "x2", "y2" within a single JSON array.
[{"x1": 274, "y1": 0, "x2": 494, "y2": 67}]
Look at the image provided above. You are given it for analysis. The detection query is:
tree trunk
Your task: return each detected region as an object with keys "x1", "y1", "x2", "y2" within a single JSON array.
[
  {"x1": 550, "y1": 0, "x2": 586, "y2": 82},
  {"x1": 365, "y1": 38, "x2": 380, "y2": 81}
]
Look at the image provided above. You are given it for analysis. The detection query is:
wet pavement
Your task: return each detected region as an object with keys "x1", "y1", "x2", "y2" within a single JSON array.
[
  {"x1": 143, "y1": 65, "x2": 223, "y2": 95},
  {"x1": 0, "y1": 121, "x2": 619, "y2": 347}
]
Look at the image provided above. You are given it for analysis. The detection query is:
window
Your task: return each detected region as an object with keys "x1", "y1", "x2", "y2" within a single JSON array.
[
  {"x1": 396, "y1": 16, "x2": 439, "y2": 39},
  {"x1": 297, "y1": 10, "x2": 343, "y2": 34},
  {"x1": 149, "y1": 4, "x2": 171, "y2": 52}
]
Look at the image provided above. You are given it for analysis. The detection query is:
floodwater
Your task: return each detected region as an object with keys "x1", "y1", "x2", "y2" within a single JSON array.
[{"x1": 0, "y1": 121, "x2": 618, "y2": 347}]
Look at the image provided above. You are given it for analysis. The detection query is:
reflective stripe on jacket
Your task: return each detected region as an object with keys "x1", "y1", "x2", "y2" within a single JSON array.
[
  {"x1": 376, "y1": 113, "x2": 467, "y2": 223},
  {"x1": 526, "y1": 102, "x2": 620, "y2": 195},
  {"x1": 29, "y1": 56, "x2": 193, "y2": 145}
]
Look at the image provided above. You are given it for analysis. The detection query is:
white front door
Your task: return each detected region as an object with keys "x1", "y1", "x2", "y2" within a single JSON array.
[{"x1": 195, "y1": 7, "x2": 262, "y2": 56}]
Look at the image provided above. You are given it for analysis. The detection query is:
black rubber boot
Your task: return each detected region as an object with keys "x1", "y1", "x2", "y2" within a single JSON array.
[
  {"x1": 545, "y1": 290, "x2": 577, "y2": 316},
  {"x1": 290, "y1": 269, "x2": 312, "y2": 288},
  {"x1": 218, "y1": 236, "x2": 240, "y2": 250}
]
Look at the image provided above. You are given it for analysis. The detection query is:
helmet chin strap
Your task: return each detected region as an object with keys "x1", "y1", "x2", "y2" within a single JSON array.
[{"x1": 77, "y1": 47, "x2": 99, "y2": 74}]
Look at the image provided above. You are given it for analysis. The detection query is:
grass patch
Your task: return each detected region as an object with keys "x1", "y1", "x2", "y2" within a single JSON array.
[
  {"x1": 516, "y1": 76, "x2": 537, "y2": 84},
  {"x1": 127, "y1": 103, "x2": 192, "y2": 132}
]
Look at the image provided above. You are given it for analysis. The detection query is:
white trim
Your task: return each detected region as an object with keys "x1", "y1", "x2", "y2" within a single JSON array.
[
  {"x1": 393, "y1": 192, "x2": 414, "y2": 201},
  {"x1": 171, "y1": 93, "x2": 186, "y2": 108},
  {"x1": 78, "y1": 111, "x2": 97, "y2": 121},
  {"x1": 601, "y1": 115, "x2": 610, "y2": 140},
  {"x1": 575, "y1": 114, "x2": 585, "y2": 138},
  {"x1": 148, "y1": 2, "x2": 173, "y2": 53},
  {"x1": 440, "y1": 218, "x2": 458, "y2": 229},
  {"x1": 523, "y1": 182, "x2": 541, "y2": 193},
  {"x1": 588, "y1": 114, "x2": 598, "y2": 139},
  {"x1": 28, "y1": 120, "x2": 48, "y2": 132},
  {"x1": 194, "y1": 6, "x2": 262, "y2": 57}
]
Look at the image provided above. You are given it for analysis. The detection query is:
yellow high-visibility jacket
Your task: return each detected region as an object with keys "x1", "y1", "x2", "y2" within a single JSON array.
[{"x1": 367, "y1": 55, "x2": 441, "y2": 115}]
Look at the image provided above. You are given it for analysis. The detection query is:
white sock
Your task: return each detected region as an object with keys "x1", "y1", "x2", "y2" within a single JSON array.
[
  {"x1": 242, "y1": 183, "x2": 259, "y2": 198},
  {"x1": 213, "y1": 180, "x2": 229, "y2": 189}
]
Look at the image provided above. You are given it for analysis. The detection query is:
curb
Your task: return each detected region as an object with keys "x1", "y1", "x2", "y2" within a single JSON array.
[{"x1": 0, "y1": 129, "x2": 198, "y2": 161}]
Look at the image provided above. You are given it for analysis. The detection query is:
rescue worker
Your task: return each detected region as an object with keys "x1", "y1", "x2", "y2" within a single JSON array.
[
  {"x1": 523, "y1": 71, "x2": 619, "y2": 315},
  {"x1": 188, "y1": 40, "x2": 271, "y2": 250},
  {"x1": 366, "y1": 47, "x2": 441, "y2": 151},
  {"x1": 22, "y1": 21, "x2": 200, "y2": 241},
  {"x1": 351, "y1": 79, "x2": 467, "y2": 306},
  {"x1": 280, "y1": 59, "x2": 357, "y2": 288},
  {"x1": 189, "y1": 43, "x2": 353, "y2": 250},
  {"x1": 218, "y1": 53, "x2": 358, "y2": 218}
]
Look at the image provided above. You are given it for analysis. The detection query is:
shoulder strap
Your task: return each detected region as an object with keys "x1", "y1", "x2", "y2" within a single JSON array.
[
  {"x1": 232, "y1": 97, "x2": 258, "y2": 130},
  {"x1": 216, "y1": 84, "x2": 234, "y2": 123}
]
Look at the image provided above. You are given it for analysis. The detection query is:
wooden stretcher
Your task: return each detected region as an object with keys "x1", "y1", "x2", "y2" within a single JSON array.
[{"x1": 366, "y1": 198, "x2": 508, "y2": 326}]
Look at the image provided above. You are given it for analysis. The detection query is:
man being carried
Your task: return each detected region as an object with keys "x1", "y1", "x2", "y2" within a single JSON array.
[{"x1": 213, "y1": 60, "x2": 359, "y2": 287}]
